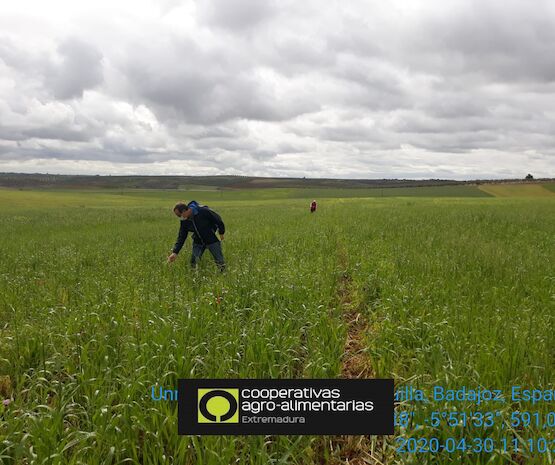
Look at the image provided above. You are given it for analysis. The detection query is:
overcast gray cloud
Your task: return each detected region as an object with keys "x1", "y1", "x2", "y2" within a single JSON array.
[
  {"x1": 47, "y1": 38, "x2": 104, "y2": 99},
  {"x1": 0, "y1": 0, "x2": 554, "y2": 179}
]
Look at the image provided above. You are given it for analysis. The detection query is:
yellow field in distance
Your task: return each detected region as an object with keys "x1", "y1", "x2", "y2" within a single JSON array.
[{"x1": 478, "y1": 183, "x2": 555, "y2": 197}]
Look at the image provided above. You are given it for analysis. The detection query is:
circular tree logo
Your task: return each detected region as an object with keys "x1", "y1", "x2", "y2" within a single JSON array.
[{"x1": 197, "y1": 388, "x2": 239, "y2": 423}]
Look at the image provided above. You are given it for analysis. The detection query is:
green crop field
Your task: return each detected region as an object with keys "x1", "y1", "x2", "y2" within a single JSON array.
[{"x1": 0, "y1": 188, "x2": 554, "y2": 464}]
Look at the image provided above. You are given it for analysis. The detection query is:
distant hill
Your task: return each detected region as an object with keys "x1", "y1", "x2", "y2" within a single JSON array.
[{"x1": 0, "y1": 173, "x2": 552, "y2": 190}]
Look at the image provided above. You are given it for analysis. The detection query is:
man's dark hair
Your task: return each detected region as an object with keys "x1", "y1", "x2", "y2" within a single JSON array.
[{"x1": 173, "y1": 202, "x2": 189, "y2": 213}]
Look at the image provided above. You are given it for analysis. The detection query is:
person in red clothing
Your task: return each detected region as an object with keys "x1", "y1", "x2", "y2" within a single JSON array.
[{"x1": 310, "y1": 200, "x2": 317, "y2": 213}]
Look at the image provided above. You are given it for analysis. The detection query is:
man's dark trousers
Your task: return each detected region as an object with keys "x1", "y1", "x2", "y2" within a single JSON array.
[{"x1": 191, "y1": 242, "x2": 225, "y2": 271}]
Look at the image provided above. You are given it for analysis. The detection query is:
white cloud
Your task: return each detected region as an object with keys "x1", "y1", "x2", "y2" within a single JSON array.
[{"x1": 0, "y1": 0, "x2": 554, "y2": 178}]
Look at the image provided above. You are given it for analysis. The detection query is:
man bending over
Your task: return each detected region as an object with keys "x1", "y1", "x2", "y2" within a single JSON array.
[{"x1": 167, "y1": 201, "x2": 226, "y2": 272}]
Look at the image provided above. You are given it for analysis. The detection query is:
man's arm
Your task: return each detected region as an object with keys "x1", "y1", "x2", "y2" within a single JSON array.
[
  {"x1": 172, "y1": 221, "x2": 189, "y2": 254},
  {"x1": 207, "y1": 209, "x2": 225, "y2": 236}
]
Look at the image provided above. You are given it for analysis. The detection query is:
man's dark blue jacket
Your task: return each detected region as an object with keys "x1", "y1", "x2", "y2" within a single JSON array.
[{"x1": 172, "y1": 207, "x2": 225, "y2": 254}]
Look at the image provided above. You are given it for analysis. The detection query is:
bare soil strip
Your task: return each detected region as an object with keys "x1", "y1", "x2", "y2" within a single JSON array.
[{"x1": 314, "y1": 248, "x2": 386, "y2": 465}]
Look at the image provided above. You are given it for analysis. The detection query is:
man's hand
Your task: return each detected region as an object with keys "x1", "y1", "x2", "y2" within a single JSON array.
[
  {"x1": 167, "y1": 252, "x2": 178, "y2": 263},
  {"x1": 219, "y1": 233, "x2": 225, "y2": 241}
]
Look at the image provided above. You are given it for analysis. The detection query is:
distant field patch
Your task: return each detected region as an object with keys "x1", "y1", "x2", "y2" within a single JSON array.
[
  {"x1": 362, "y1": 184, "x2": 491, "y2": 197},
  {"x1": 0, "y1": 184, "x2": 492, "y2": 210},
  {"x1": 177, "y1": 184, "x2": 221, "y2": 191},
  {"x1": 478, "y1": 183, "x2": 555, "y2": 197}
]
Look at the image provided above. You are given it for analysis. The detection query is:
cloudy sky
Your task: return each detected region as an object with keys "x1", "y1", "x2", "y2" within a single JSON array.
[{"x1": 1, "y1": 0, "x2": 554, "y2": 179}]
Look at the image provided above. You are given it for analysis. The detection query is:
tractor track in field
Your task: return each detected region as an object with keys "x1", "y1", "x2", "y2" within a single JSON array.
[
  {"x1": 315, "y1": 246, "x2": 386, "y2": 465},
  {"x1": 337, "y1": 268, "x2": 374, "y2": 381}
]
